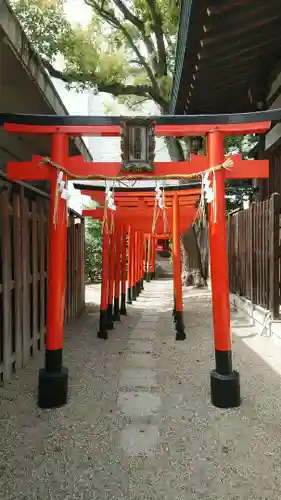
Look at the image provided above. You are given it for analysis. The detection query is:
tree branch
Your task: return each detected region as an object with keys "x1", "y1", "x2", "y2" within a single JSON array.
[
  {"x1": 84, "y1": 0, "x2": 158, "y2": 89},
  {"x1": 42, "y1": 57, "x2": 167, "y2": 107},
  {"x1": 145, "y1": 0, "x2": 167, "y2": 76},
  {"x1": 111, "y1": 0, "x2": 155, "y2": 55}
]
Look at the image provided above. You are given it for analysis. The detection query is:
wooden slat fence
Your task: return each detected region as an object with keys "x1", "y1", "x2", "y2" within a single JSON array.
[
  {"x1": 228, "y1": 193, "x2": 281, "y2": 318},
  {"x1": 0, "y1": 183, "x2": 85, "y2": 383}
]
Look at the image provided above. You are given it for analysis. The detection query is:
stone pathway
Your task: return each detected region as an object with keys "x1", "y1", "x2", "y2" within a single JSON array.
[{"x1": 1, "y1": 279, "x2": 281, "y2": 499}]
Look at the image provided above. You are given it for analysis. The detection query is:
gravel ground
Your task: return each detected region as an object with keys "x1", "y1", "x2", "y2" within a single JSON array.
[{"x1": 1, "y1": 279, "x2": 281, "y2": 499}]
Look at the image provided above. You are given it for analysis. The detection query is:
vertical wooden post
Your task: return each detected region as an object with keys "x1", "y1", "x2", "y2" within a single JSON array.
[
  {"x1": 107, "y1": 216, "x2": 115, "y2": 329},
  {"x1": 132, "y1": 228, "x2": 137, "y2": 300},
  {"x1": 38, "y1": 133, "x2": 69, "y2": 409},
  {"x1": 207, "y1": 130, "x2": 240, "y2": 409},
  {"x1": 136, "y1": 231, "x2": 141, "y2": 296},
  {"x1": 151, "y1": 235, "x2": 156, "y2": 279},
  {"x1": 172, "y1": 194, "x2": 186, "y2": 340},
  {"x1": 98, "y1": 221, "x2": 109, "y2": 339},
  {"x1": 127, "y1": 225, "x2": 133, "y2": 304},
  {"x1": 0, "y1": 189, "x2": 12, "y2": 381},
  {"x1": 141, "y1": 233, "x2": 145, "y2": 290},
  {"x1": 20, "y1": 189, "x2": 30, "y2": 366},
  {"x1": 31, "y1": 201, "x2": 39, "y2": 358},
  {"x1": 12, "y1": 193, "x2": 23, "y2": 370},
  {"x1": 143, "y1": 235, "x2": 148, "y2": 281},
  {"x1": 113, "y1": 225, "x2": 121, "y2": 321},
  {"x1": 120, "y1": 226, "x2": 127, "y2": 315},
  {"x1": 270, "y1": 193, "x2": 281, "y2": 318},
  {"x1": 146, "y1": 233, "x2": 152, "y2": 281}
]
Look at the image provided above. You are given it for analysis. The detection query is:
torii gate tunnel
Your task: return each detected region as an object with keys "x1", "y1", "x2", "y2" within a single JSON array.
[
  {"x1": 77, "y1": 183, "x2": 201, "y2": 342},
  {"x1": 0, "y1": 111, "x2": 271, "y2": 411}
]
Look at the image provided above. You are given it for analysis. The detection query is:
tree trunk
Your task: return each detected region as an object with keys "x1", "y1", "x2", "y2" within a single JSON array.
[{"x1": 164, "y1": 136, "x2": 208, "y2": 287}]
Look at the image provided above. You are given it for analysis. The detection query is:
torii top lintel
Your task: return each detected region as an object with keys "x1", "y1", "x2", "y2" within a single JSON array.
[{"x1": 0, "y1": 110, "x2": 276, "y2": 136}]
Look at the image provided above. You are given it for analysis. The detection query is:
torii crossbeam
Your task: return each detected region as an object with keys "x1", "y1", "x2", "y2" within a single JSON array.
[{"x1": 0, "y1": 111, "x2": 271, "y2": 411}]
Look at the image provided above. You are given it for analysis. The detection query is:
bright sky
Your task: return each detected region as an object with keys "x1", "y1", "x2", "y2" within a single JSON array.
[
  {"x1": 51, "y1": 0, "x2": 170, "y2": 213},
  {"x1": 64, "y1": 0, "x2": 92, "y2": 27}
]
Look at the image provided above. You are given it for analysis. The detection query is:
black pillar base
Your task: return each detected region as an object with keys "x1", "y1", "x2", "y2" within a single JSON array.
[
  {"x1": 107, "y1": 304, "x2": 114, "y2": 329},
  {"x1": 210, "y1": 369, "x2": 241, "y2": 408},
  {"x1": 151, "y1": 271, "x2": 156, "y2": 280},
  {"x1": 38, "y1": 350, "x2": 68, "y2": 409},
  {"x1": 127, "y1": 287, "x2": 132, "y2": 304},
  {"x1": 174, "y1": 311, "x2": 186, "y2": 341},
  {"x1": 136, "y1": 280, "x2": 141, "y2": 295},
  {"x1": 38, "y1": 367, "x2": 68, "y2": 409},
  {"x1": 113, "y1": 297, "x2": 121, "y2": 321},
  {"x1": 120, "y1": 293, "x2": 127, "y2": 315},
  {"x1": 98, "y1": 309, "x2": 108, "y2": 339},
  {"x1": 132, "y1": 285, "x2": 137, "y2": 301},
  {"x1": 144, "y1": 271, "x2": 148, "y2": 281},
  {"x1": 145, "y1": 272, "x2": 151, "y2": 282},
  {"x1": 141, "y1": 278, "x2": 144, "y2": 290}
]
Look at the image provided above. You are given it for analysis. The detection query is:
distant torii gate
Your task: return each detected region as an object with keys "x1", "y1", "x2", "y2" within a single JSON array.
[
  {"x1": 77, "y1": 184, "x2": 200, "y2": 342},
  {"x1": 1, "y1": 112, "x2": 270, "y2": 411}
]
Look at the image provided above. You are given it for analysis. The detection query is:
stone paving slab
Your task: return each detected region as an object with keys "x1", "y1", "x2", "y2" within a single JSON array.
[
  {"x1": 119, "y1": 423, "x2": 159, "y2": 455},
  {"x1": 138, "y1": 315, "x2": 160, "y2": 322},
  {"x1": 128, "y1": 339, "x2": 154, "y2": 353},
  {"x1": 130, "y1": 328, "x2": 157, "y2": 339},
  {"x1": 2, "y1": 281, "x2": 281, "y2": 499},
  {"x1": 119, "y1": 368, "x2": 157, "y2": 389},
  {"x1": 133, "y1": 323, "x2": 158, "y2": 332},
  {"x1": 117, "y1": 392, "x2": 161, "y2": 417},
  {"x1": 123, "y1": 352, "x2": 158, "y2": 368}
]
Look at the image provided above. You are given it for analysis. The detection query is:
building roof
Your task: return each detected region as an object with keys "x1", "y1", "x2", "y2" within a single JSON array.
[
  {"x1": 0, "y1": 0, "x2": 91, "y2": 169},
  {"x1": 171, "y1": 0, "x2": 281, "y2": 115}
]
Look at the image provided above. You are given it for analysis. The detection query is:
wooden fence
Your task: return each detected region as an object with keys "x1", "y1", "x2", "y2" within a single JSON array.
[
  {"x1": 0, "y1": 182, "x2": 85, "y2": 383},
  {"x1": 228, "y1": 193, "x2": 281, "y2": 318}
]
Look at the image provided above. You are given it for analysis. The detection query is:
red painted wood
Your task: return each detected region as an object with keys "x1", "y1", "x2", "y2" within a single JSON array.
[
  {"x1": 4, "y1": 121, "x2": 271, "y2": 137},
  {"x1": 46, "y1": 134, "x2": 68, "y2": 351},
  {"x1": 121, "y1": 227, "x2": 127, "y2": 296},
  {"x1": 208, "y1": 131, "x2": 231, "y2": 352},
  {"x1": 172, "y1": 194, "x2": 183, "y2": 312},
  {"x1": 100, "y1": 224, "x2": 109, "y2": 310},
  {"x1": 7, "y1": 152, "x2": 268, "y2": 182}
]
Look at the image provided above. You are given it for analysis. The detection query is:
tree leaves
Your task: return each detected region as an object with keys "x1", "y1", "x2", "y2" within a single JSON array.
[{"x1": 11, "y1": 0, "x2": 179, "y2": 108}]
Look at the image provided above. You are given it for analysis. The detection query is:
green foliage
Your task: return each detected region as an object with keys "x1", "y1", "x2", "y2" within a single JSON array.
[
  {"x1": 11, "y1": 0, "x2": 180, "y2": 107},
  {"x1": 84, "y1": 215, "x2": 103, "y2": 283},
  {"x1": 224, "y1": 134, "x2": 258, "y2": 158},
  {"x1": 10, "y1": 0, "x2": 71, "y2": 59},
  {"x1": 224, "y1": 134, "x2": 258, "y2": 214}
]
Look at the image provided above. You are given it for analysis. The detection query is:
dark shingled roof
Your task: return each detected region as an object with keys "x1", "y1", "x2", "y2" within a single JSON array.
[{"x1": 171, "y1": 0, "x2": 281, "y2": 115}]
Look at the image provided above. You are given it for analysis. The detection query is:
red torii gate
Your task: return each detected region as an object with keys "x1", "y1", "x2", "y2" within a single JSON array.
[
  {"x1": 78, "y1": 184, "x2": 200, "y2": 342},
  {"x1": 1, "y1": 113, "x2": 270, "y2": 411}
]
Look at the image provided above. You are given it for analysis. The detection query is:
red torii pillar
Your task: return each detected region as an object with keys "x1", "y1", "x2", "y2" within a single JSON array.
[
  {"x1": 120, "y1": 226, "x2": 127, "y2": 315},
  {"x1": 140, "y1": 232, "x2": 145, "y2": 291},
  {"x1": 98, "y1": 220, "x2": 110, "y2": 339},
  {"x1": 38, "y1": 133, "x2": 69, "y2": 409},
  {"x1": 113, "y1": 225, "x2": 122, "y2": 321},
  {"x1": 127, "y1": 225, "x2": 133, "y2": 304},
  {"x1": 207, "y1": 131, "x2": 240, "y2": 408},
  {"x1": 132, "y1": 228, "x2": 137, "y2": 301},
  {"x1": 141, "y1": 234, "x2": 145, "y2": 290},
  {"x1": 146, "y1": 233, "x2": 152, "y2": 281},
  {"x1": 151, "y1": 236, "x2": 157, "y2": 280},
  {"x1": 136, "y1": 231, "x2": 143, "y2": 296},
  {"x1": 172, "y1": 194, "x2": 185, "y2": 340},
  {"x1": 107, "y1": 220, "x2": 115, "y2": 329}
]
